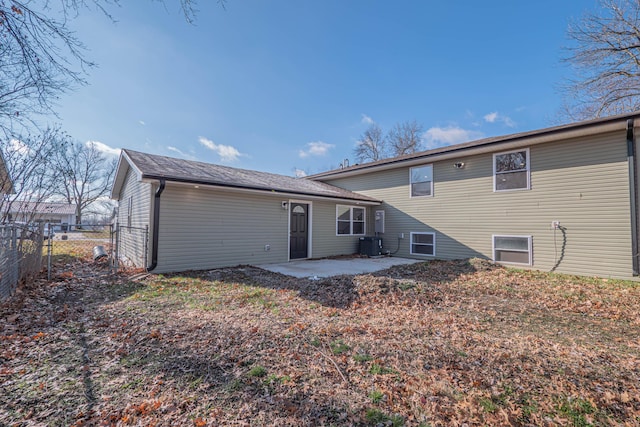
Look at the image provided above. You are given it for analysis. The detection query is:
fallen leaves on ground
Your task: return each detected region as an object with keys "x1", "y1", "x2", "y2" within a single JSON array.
[{"x1": 1, "y1": 258, "x2": 639, "y2": 426}]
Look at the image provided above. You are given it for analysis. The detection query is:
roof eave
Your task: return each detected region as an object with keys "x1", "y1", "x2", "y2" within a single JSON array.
[
  {"x1": 110, "y1": 150, "x2": 143, "y2": 199},
  {"x1": 140, "y1": 175, "x2": 382, "y2": 205},
  {"x1": 309, "y1": 114, "x2": 635, "y2": 181}
]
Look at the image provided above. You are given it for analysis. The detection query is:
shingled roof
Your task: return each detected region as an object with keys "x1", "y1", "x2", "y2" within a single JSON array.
[
  {"x1": 5, "y1": 201, "x2": 76, "y2": 215},
  {"x1": 117, "y1": 149, "x2": 380, "y2": 204}
]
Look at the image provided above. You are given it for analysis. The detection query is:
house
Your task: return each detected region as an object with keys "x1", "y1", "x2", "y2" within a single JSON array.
[
  {"x1": 3, "y1": 201, "x2": 77, "y2": 230},
  {"x1": 111, "y1": 113, "x2": 640, "y2": 279},
  {"x1": 110, "y1": 150, "x2": 381, "y2": 272}
]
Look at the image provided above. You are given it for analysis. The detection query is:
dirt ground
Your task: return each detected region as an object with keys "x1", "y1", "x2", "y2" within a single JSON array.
[{"x1": 1, "y1": 258, "x2": 639, "y2": 426}]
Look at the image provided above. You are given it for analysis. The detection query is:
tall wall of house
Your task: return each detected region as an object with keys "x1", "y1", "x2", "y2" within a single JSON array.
[
  {"x1": 116, "y1": 167, "x2": 152, "y2": 268},
  {"x1": 324, "y1": 131, "x2": 634, "y2": 279}
]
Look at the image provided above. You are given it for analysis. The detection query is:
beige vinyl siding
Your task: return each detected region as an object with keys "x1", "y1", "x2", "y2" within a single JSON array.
[
  {"x1": 117, "y1": 167, "x2": 152, "y2": 268},
  {"x1": 311, "y1": 201, "x2": 363, "y2": 258},
  {"x1": 155, "y1": 185, "x2": 290, "y2": 273},
  {"x1": 152, "y1": 186, "x2": 365, "y2": 273},
  {"x1": 325, "y1": 131, "x2": 633, "y2": 278}
]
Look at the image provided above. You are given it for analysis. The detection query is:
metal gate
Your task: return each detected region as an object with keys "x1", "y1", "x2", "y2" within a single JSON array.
[{"x1": 44, "y1": 223, "x2": 114, "y2": 280}]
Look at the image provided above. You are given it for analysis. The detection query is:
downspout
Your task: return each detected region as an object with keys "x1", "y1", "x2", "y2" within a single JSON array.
[
  {"x1": 626, "y1": 119, "x2": 639, "y2": 276},
  {"x1": 147, "y1": 179, "x2": 166, "y2": 272}
]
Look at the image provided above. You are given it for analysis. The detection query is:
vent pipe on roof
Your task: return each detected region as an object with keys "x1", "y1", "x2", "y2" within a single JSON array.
[
  {"x1": 627, "y1": 119, "x2": 639, "y2": 276},
  {"x1": 147, "y1": 179, "x2": 165, "y2": 272}
]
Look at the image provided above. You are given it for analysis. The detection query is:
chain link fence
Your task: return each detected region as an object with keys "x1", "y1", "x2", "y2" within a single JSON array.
[
  {"x1": 0, "y1": 222, "x2": 150, "y2": 299},
  {"x1": 44, "y1": 223, "x2": 149, "y2": 280},
  {"x1": 44, "y1": 223, "x2": 114, "y2": 280},
  {"x1": 112, "y1": 225, "x2": 149, "y2": 272},
  {"x1": 0, "y1": 223, "x2": 44, "y2": 299}
]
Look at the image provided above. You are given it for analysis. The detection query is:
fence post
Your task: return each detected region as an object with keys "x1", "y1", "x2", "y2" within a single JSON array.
[
  {"x1": 47, "y1": 222, "x2": 52, "y2": 281},
  {"x1": 113, "y1": 223, "x2": 119, "y2": 273},
  {"x1": 11, "y1": 224, "x2": 16, "y2": 250}
]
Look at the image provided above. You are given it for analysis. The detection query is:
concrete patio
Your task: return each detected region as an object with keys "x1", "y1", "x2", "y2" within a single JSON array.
[{"x1": 258, "y1": 256, "x2": 422, "y2": 278}]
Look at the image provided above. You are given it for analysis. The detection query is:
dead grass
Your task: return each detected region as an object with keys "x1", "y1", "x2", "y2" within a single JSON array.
[{"x1": 1, "y1": 258, "x2": 639, "y2": 426}]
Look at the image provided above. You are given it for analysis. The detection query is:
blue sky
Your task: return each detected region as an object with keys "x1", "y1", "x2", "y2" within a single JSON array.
[{"x1": 53, "y1": 0, "x2": 598, "y2": 176}]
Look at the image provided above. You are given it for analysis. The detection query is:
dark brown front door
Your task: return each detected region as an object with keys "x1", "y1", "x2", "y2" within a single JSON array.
[{"x1": 290, "y1": 203, "x2": 308, "y2": 259}]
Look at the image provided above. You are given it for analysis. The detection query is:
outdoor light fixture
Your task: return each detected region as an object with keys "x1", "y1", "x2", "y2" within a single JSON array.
[
  {"x1": 281, "y1": 201, "x2": 288, "y2": 210},
  {"x1": 453, "y1": 162, "x2": 465, "y2": 169}
]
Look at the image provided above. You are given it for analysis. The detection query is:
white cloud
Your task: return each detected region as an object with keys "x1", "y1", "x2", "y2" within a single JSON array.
[
  {"x1": 293, "y1": 168, "x2": 308, "y2": 178},
  {"x1": 9, "y1": 138, "x2": 30, "y2": 155},
  {"x1": 298, "y1": 141, "x2": 335, "y2": 158},
  {"x1": 167, "y1": 146, "x2": 196, "y2": 160},
  {"x1": 198, "y1": 137, "x2": 243, "y2": 162},
  {"x1": 139, "y1": 120, "x2": 146, "y2": 126},
  {"x1": 86, "y1": 141, "x2": 121, "y2": 156},
  {"x1": 484, "y1": 112, "x2": 499, "y2": 123},
  {"x1": 361, "y1": 114, "x2": 375, "y2": 125},
  {"x1": 422, "y1": 126, "x2": 484, "y2": 149},
  {"x1": 483, "y1": 111, "x2": 516, "y2": 127},
  {"x1": 503, "y1": 116, "x2": 516, "y2": 127}
]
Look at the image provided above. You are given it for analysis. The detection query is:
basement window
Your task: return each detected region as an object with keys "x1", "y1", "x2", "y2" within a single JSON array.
[
  {"x1": 494, "y1": 148, "x2": 530, "y2": 191},
  {"x1": 410, "y1": 232, "x2": 435, "y2": 256},
  {"x1": 493, "y1": 235, "x2": 532, "y2": 265}
]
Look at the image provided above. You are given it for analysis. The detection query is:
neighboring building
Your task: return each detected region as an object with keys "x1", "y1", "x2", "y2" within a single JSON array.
[
  {"x1": 111, "y1": 113, "x2": 640, "y2": 279},
  {"x1": 3, "y1": 201, "x2": 77, "y2": 230}
]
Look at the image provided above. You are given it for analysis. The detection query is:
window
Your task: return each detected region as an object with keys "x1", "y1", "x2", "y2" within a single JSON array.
[
  {"x1": 127, "y1": 196, "x2": 133, "y2": 228},
  {"x1": 494, "y1": 148, "x2": 529, "y2": 191},
  {"x1": 410, "y1": 232, "x2": 435, "y2": 256},
  {"x1": 336, "y1": 205, "x2": 365, "y2": 235},
  {"x1": 493, "y1": 235, "x2": 532, "y2": 265},
  {"x1": 410, "y1": 165, "x2": 433, "y2": 197}
]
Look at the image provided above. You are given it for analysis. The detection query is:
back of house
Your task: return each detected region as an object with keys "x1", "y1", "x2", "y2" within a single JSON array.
[
  {"x1": 311, "y1": 113, "x2": 640, "y2": 279},
  {"x1": 111, "y1": 113, "x2": 640, "y2": 279}
]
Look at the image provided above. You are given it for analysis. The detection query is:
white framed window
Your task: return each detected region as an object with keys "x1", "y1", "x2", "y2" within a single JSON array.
[
  {"x1": 493, "y1": 148, "x2": 530, "y2": 191},
  {"x1": 336, "y1": 205, "x2": 366, "y2": 236},
  {"x1": 493, "y1": 235, "x2": 532, "y2": 265},
  {"x1": 410, "y1": 164, "x2": 433, "y2": 197},
  {"x1": 127, "y1": 196, "x2": 133, "y2": 228},
  {"x1": 410, "y1": 232, "x2": 435, "y2": 256}
]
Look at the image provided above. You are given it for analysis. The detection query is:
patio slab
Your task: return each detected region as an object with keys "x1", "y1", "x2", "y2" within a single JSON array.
[{"x1": 257, "y1": 256, "x2": 422, "y2": 278}]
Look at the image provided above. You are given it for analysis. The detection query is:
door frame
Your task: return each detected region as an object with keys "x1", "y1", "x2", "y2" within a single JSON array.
[{"x1": 287, "y1": 199, "x2": 313, "y2": 261}]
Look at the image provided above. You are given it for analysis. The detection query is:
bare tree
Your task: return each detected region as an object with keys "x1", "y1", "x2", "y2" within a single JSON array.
[
  {"x1": 0, "y1": 1, "x2": 219, "y2": 134},
  {"x1": 354, "y1": 123, "x2": 388, "y2": 163},
  {"x1": 562, "y1": 0, "x2": 640, "y2": 120},
  {"x1": 0, "y1": 2, "x2": 92, "y2": 134},
  {"x1": 53, "y1": 141, "x2": 116, "y2": 225},
  {"x1": 387, "y1": 120, "x2": 424, "y2": 156},
  {"x1": 0, "y1": 127, "x2": 67, "y2": 223}
]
